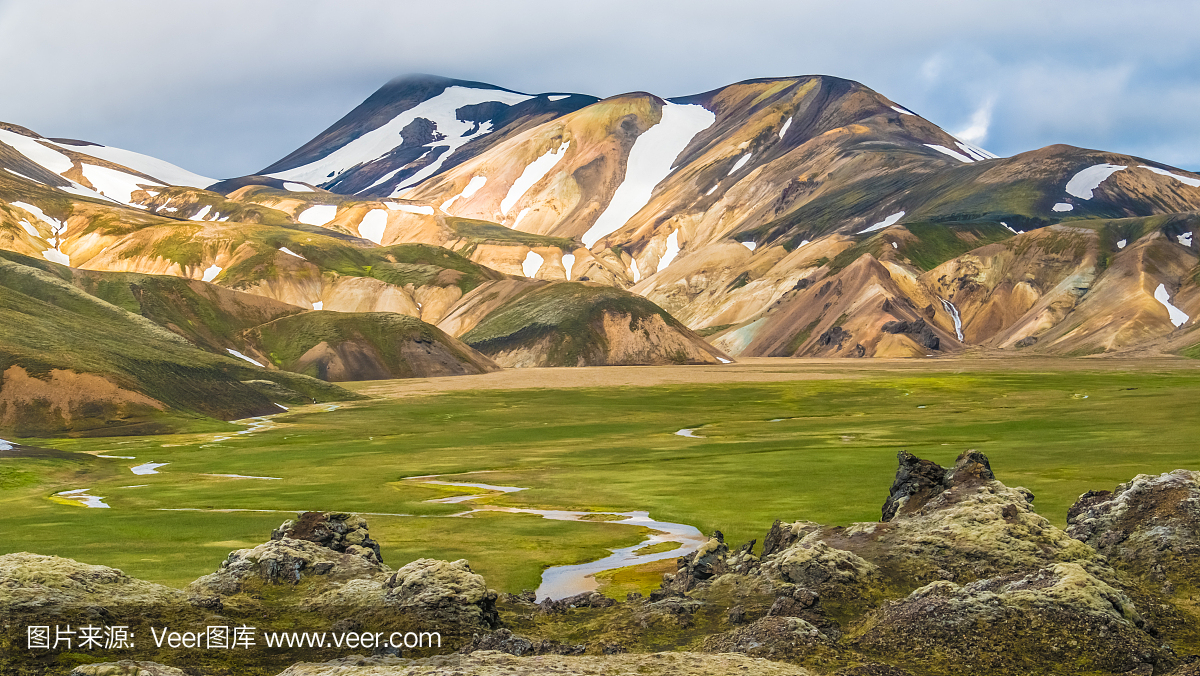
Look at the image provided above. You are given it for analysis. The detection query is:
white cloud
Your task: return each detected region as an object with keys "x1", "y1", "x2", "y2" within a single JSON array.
[
  {"x1": 0, "y1": 0, "x2": 1197, "y2": 175},
  {"x1": 953, "y1": 97, "x2": 994, "y2": 145}
]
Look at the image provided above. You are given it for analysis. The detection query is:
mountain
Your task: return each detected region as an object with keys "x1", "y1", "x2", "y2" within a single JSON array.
[
  {"x1": 249, "y1": 74, "x2": 1199, "y2": 359},
  {"x1": 0, "y1": 250, "x2": 356, "y2": 436},
  {"x1": 2, "y1": 69, "x2": 1200, "y2": 431},
  {"x1": 258, "y1": 74, "x2": 599, "y2": 198}
]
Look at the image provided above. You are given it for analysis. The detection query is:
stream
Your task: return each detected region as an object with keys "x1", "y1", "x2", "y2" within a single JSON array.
[{"x1": 408, "y1": 476, "x2": 708, "y2": 601}]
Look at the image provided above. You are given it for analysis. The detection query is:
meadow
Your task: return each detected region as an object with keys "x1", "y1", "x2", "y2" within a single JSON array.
[{"x1": 2, "y1": 359, "x2": 1199, "y2": 594}]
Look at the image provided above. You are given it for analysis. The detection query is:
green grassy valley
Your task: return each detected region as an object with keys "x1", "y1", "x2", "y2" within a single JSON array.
[{"x1": 3, "y1": 361, "x2": 1198, "y2": 594}]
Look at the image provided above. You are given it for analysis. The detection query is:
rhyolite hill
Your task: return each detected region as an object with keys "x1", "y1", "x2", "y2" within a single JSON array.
[{"x1": 2, "y1": 74, "x2": 1200, "y2": 432}]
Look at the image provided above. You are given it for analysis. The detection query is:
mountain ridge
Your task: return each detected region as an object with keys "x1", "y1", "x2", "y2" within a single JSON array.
[{"x1": 2, "y1": 71, "x2": 1200, "y2": 431}]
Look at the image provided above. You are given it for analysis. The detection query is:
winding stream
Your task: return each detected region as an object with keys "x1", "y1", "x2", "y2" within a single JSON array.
[{"x1": 408, "y1": 477, "x2": 708, "y2": 601}]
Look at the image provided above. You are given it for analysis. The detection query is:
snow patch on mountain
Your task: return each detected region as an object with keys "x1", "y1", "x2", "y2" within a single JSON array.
[
  {"x1": 1154, "y1": 284, "x2": 1189, "y2": 327},
  {"x1": 501, "y1": 141, "x2": 570, "y2": 214},
  {"x1": 522, "y1": 250, "x2": 544, "y2": 278},
  {"x1": 56, "y1": 142, "x2": 215, "y2": 188},
  {"x1": 858, "y1": 211, "x2": 905, "y2": 234},
  {"x1": 227, "y1": 349, "x2": 264, "y2": 367},
  {"x1": 890, "y1": 105, "x2": 915, "y2": 116},
  {"x1": 562, "y1": 253, "x2": 575, "y2": 280},
  {"x1": 297, "y1": 204, "x2": 336, "y2": 226},
  {"x1": 42, "y1": 248, "x2": 70, "y2": 266},
  {"x1": 657, "y1": 231, "x2": 680, "y2": 273},
  {"x1": 279, "y1": 247, "x2": 305, "y2": 260},
  {"x1": 582, "y1": 103, "x2": 715, "y2": 247},
  {"x1": 441, "y1": 175, "x2": 487, "y2": 214},
  {"x1": 1053, "y1": 203, "x2": 1074, "y2": 212},
  {"x1": 358, "y1": 209, "x2": 388, "y2": 245},
  {"x1": 925, "y1": 144, "x2": 974, "y2": 163},
  {"x1": 728, "y1": 153, "x2": 752, "y2": 176},
  {"x1": 1065, "y1": 164, "x2": 1126, "y2": 199},
  {"x1": 0, "y1": 128, "x2": 73, "y2": 174},
  {"x1": 778, "y1": 117, "x2": 792, "y2": 139},
  {"x1": 955, "y1": 142, "x2": 988, "y2": 162},
  {"x1": 5, "y1": 168, "x2": 42, "y2": 183},
  {"x1": 547, "y1": 95, "x2": 570, "y2": 101},
  {"x1": 80, "y1": 164, "x2": 163, "y2": 204},
  {"x1": 511, "y1": 207, "x2": 531, "y2": 229},
  {"x1": 11, "y1": 202, "x2": 62, "y2": 231},
  {"x1": 268, "y1": 86, "x2": 532, "y2": 191},
  {"x1": 1179, "y1": 233, "x2": 1193, "y2": 247},
  {"x1": 283, "y1": 182, "x2": 314, "y2": 192},
  {"x1": 201, "y1": 264, "x2": 222, "y2": 282},
  {"x1": 17, "y1": 220, "x2": 39, "y2": 237},
  {"x1": 58, "y1": 181, "x2": 120, "y2": 204},
  {"x1": 741, "y1": 241, "x2": 756, "y2": 251},
  {"x1": 189, "y1": 205, "x2": 212, "y2": 221},
  {"x1": 1139, "y1": 165, "x2": 1200, "y2": 188}
]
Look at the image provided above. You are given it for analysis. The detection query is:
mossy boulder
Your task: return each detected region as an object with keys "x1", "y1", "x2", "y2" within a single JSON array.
[
  {"x1": 852, "y1": 563, "x2": 1168, "y2": 675},
  {"x1": 1067, "y1": 469, "x2": 1200, "y2": 594}
]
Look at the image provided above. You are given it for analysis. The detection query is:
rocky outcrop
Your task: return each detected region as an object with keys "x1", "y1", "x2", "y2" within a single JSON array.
[
  {"x1": 273, "y1": 511, "x2": 383, "y2": 562},
  {"x1": 761, "y1": 531, "x2": 880, "y2": 595},
  {"x1": 304, "y1": 558, "x2": 499, "y2": 630},
  {"x1": 663, "y1": 531, "x2": 759, "y2": 593},
  {"x1": 835, "y1": 450, "x2": 1094, "y2": 582},
  {"x1": 701, "y1": 616, "x2": 833, "y2": 659},
  {"x1": 853, "y1": 563, "x2": 1168, "y2": 675},
  {"x1": 880, "y1": 450, "x2": 972, "y2": 521},
  {"x1": 189, "y1": 512, "x2": 388, "y2": 597},
  {"x1": 880, "y1": 318, "x2": 939, "y2": 350},
  {"x1": 185, "y1": 514, "x2": 498, "y2": 635},
  {"x1": 602, "y1": 450, "x2": 1172, "y2": 676},
  {"x1": 188, "y1": 537, "x2": 386, "y2": 596},
  {"x1": 69, "y1": 662, "x2": 186, "y2": 676},
  {"x1": 274, "y1": 651, "x2": 817, "y2": 675},
  {"x1": 0, "y1": 553, "x2": 187, "y2": 616},
  {"x1": 1066, "y1": 469, "x2": 1200, "y2": 591}
]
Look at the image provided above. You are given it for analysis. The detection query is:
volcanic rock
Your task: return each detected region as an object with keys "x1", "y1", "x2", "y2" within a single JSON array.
[
  {"x1": 303, "y1": 558, "x2": 499, "y2": 630},
  {"x1": 701, "y1": 615, "x2": 832, "y2": 659},
  {"x1": 0, "y1": 553, "x2": 187, "y2": 616},
  {"x1": 880, "y1": 319, "x2": 939, "y2": 350},
  {"x1": 188, "y1": 537, "x2": 386, "y2": 596},
  {"x1": 1066, "y1": 469, "x2": 1200, "y2": 589},
  {"x1": 273, "y1": 511, "x2": 383, "y2": 562},
  {"x1": 853, "y1": 563, "x2": 1167, "y2": 675}
]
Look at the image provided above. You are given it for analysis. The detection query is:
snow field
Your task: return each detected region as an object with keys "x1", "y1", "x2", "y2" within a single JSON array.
[{"x1": 581, "y1": 103, "x2": 715, "y2": 247}]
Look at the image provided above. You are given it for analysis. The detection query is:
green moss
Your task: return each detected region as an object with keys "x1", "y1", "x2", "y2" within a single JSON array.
[
  {"x1": 447, "y1": 217, "x2": 577, "y2": 250},
  {"x1": 727, "y1": 271, "x2": 752, "y2": 290},
  {"x1": 245, "y1": 311, "x2": 479, "y2": 379},
  {"x1": 0, "y1": 254, "x2": 357, "y2": 436},
  {"x1": 782, "y1": 319, "x2": 821, "y2": 355},
  {"x1": 462, "y1": 282, "x2": 684, "y2": 366},
  {"x1": 898, "y1": 222, "x2": 1013, "y2": 271}
]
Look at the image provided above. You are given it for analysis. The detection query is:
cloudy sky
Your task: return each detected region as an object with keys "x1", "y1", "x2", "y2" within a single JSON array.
[{"x1": 1, "y1": 0, "x2": 1197, "y2": 178}]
